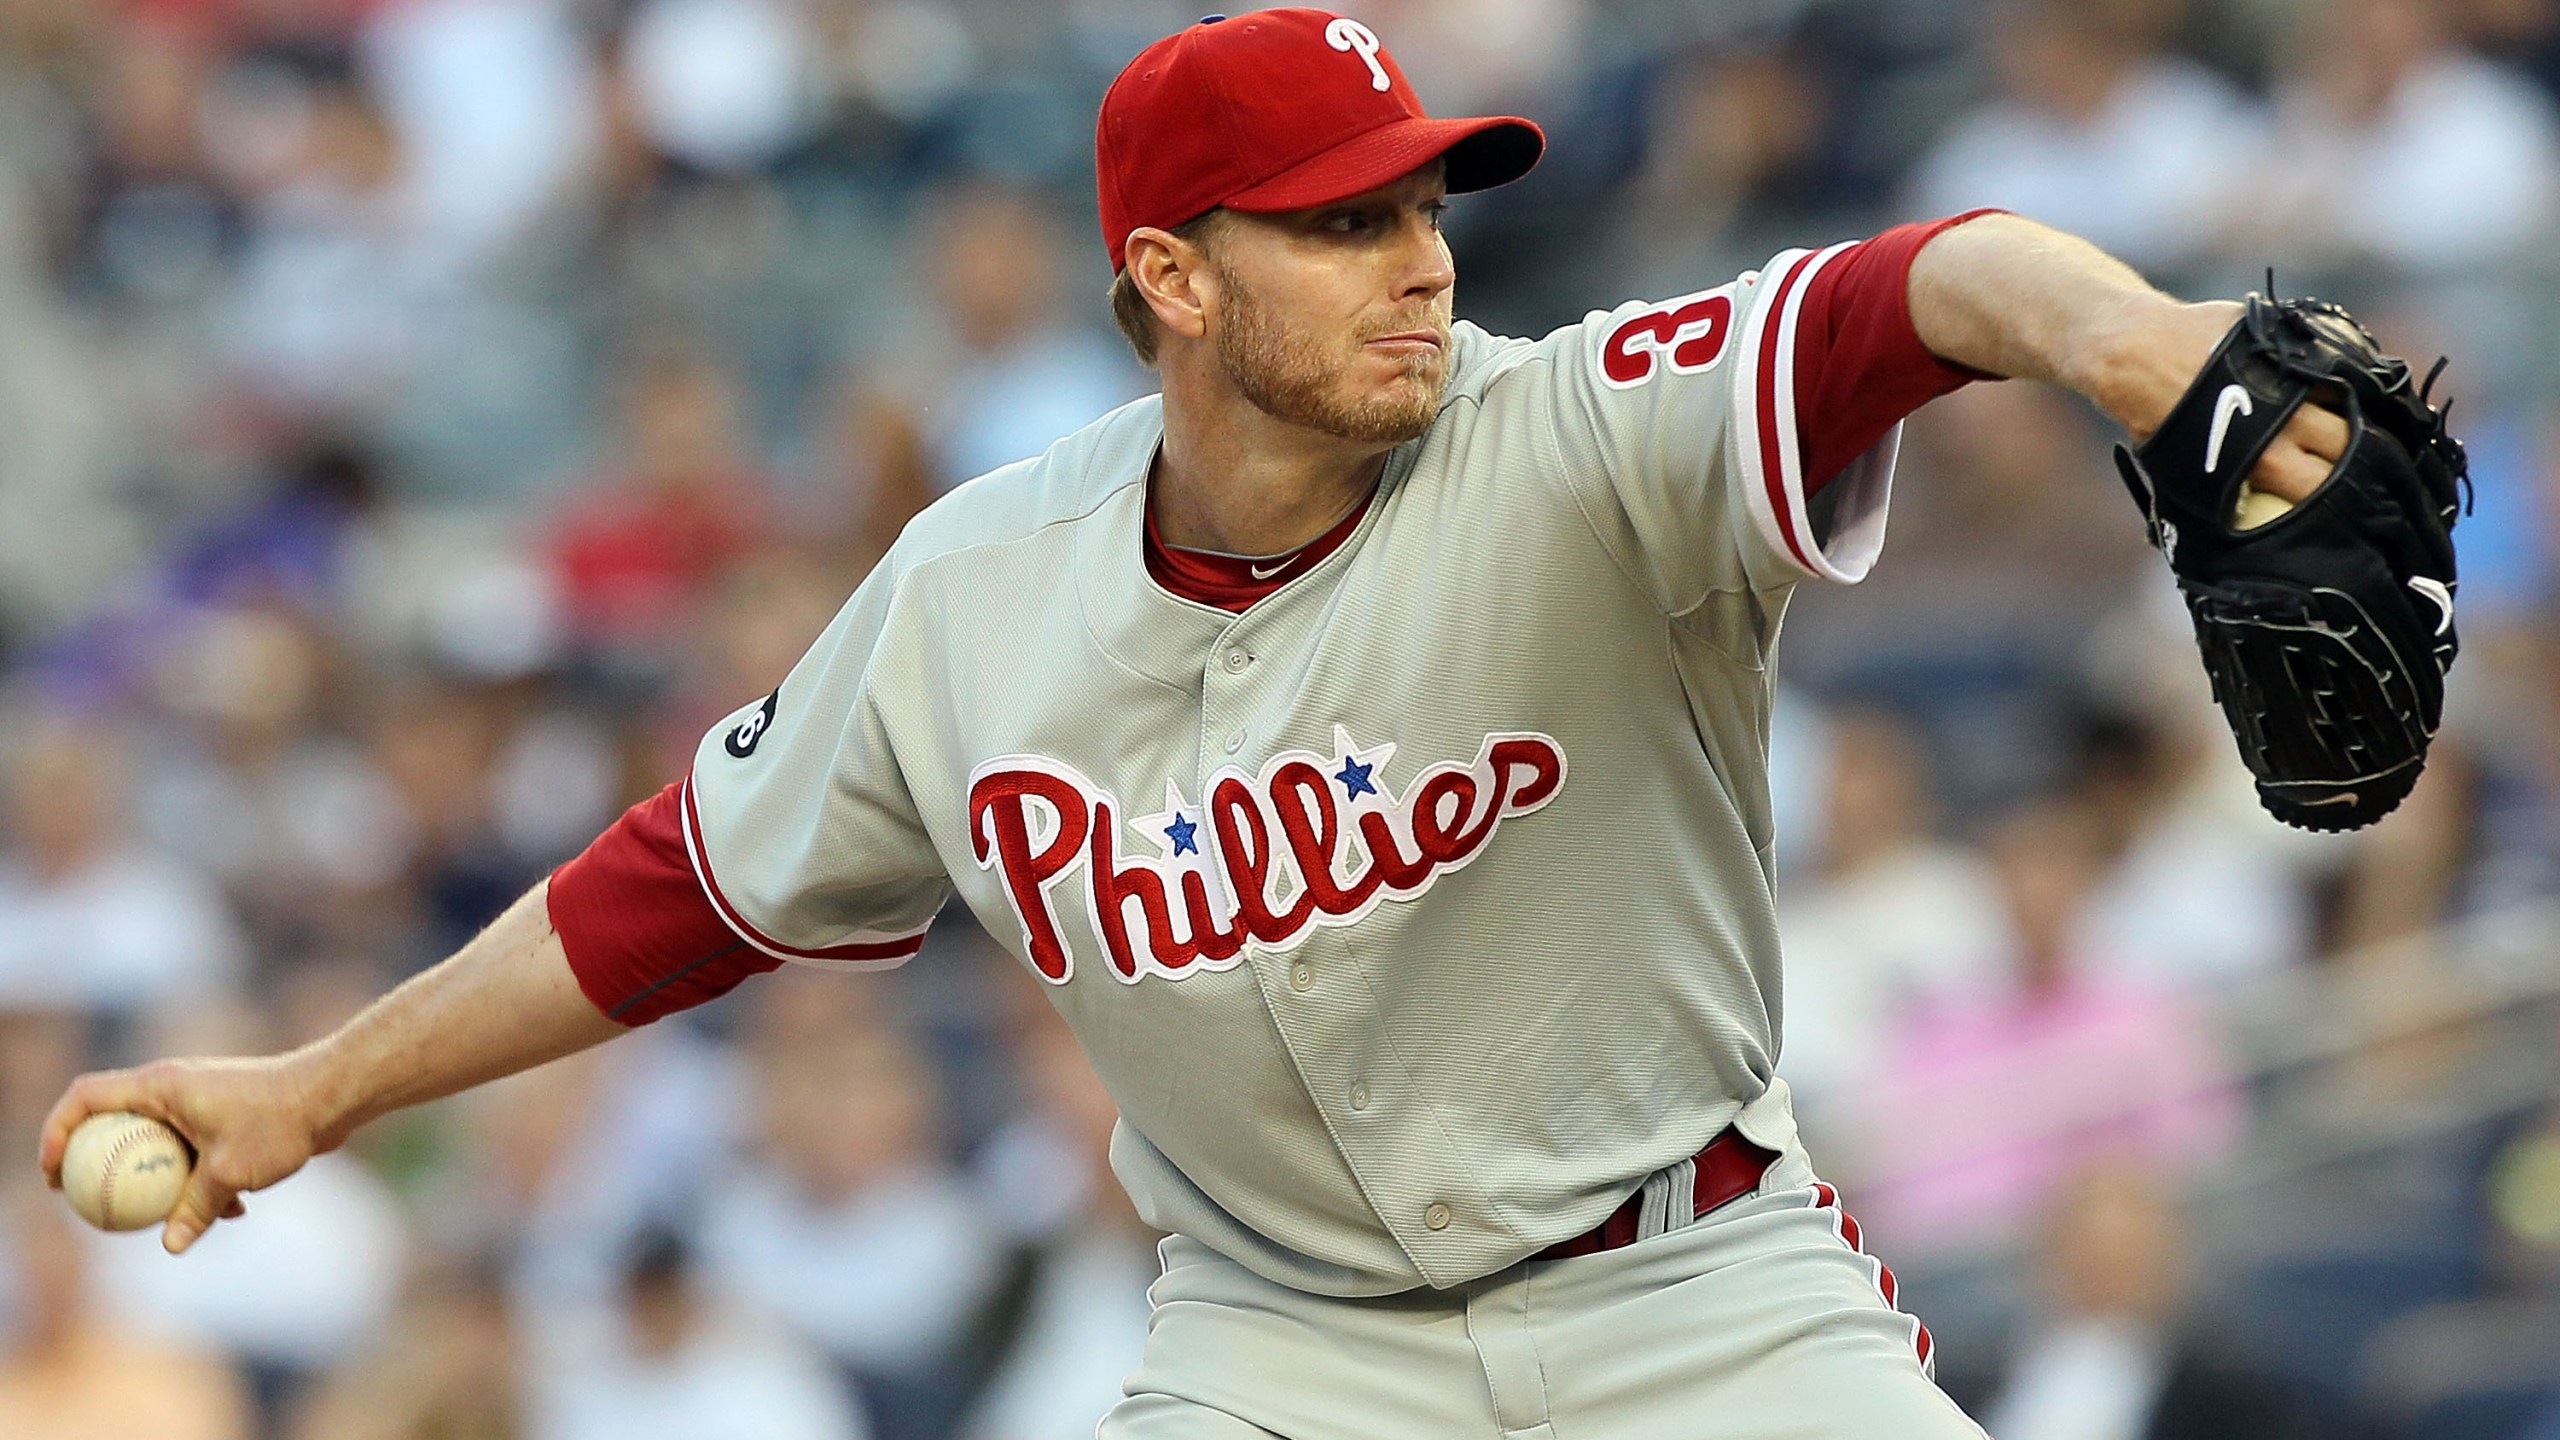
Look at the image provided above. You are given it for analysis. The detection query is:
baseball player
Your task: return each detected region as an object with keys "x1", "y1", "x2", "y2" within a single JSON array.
[{"x1": 43, "y1": 10, "x2": 2362, "y2": 1438}]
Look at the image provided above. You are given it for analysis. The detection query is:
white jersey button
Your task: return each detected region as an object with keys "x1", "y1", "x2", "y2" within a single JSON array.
[
  {"x1": 1423, "y1": 1203, "x2": 1452, "y2": 1230},
  {"x1": 1289, "y1": 961, "x2": 1315, "y2": 992},
  {"x1": 1349, "y1": 1081, "x2": 1371, "y2": 1110},
  {"x1": 1221, "y1": 648, "x2": 1252, "y2": 673},
  {"x1": 1224, "y1": 728, "x2": 1246, "y2": 753}
]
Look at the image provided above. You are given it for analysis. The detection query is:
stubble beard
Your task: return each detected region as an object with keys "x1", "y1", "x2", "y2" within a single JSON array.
[{"x1": 1213, "y1": 264, "x2": 1448, "y2": 446}]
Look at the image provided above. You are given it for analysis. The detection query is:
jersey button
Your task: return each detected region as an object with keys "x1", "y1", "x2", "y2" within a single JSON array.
[
  {"x1": 1349, "y1": 1081, "x2": 1370, "y2": 1110},
  {"x1": 1224, "y1": 729, "x2": 1246, "y2": 754},
  {"x1": 1221, "y1": 648, "x2": 1252, "y2": 673},
  {"x1": 1289, "y1": 961, "x2": 1314, "y2": 992},
  {"x1": 1424, "y1": 1203, "x2": 1452, "y2": 1231}
]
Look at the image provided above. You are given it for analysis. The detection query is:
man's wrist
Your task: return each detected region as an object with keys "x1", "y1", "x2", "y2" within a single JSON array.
[
  {"x1": 277, "y1": 1038, "x2": 366, "y2": 1153},
  {"x1": 2073, "y1": 295, "x2": 2238, "y2": 440}
]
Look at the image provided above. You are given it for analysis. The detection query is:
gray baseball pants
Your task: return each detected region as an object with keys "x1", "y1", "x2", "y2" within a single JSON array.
[{"x1": 1099, "y1": 1149, "x2": 1988, "y2": 1440}]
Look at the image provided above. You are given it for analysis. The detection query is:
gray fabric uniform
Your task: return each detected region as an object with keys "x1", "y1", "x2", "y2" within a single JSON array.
[
  {"x1": 682, "y1": 244, "x2": 1980, "y2": 1437},
  {"x1": 1113, "y1": 1177, "x2": 1980, "y2": 1440}
]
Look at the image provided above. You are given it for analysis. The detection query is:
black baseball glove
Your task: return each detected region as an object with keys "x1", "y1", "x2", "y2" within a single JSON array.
[{"x1": 2113, "y1": 291, "x2": 2467, "y2": 832}]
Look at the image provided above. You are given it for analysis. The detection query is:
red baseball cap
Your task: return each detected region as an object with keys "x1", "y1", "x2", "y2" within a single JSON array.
[{"x1": 1095, "y1": 8, "x2": 1545, "y2": 271}]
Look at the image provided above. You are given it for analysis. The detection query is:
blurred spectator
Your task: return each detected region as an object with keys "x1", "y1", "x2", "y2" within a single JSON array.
[
  {"x1": 1968, "y1": 1160, "x2": 2320, "y2": 1440},
  {"x1": 72, "y1": 14, "x2": 238, "y2": 307},
  {"x1": 2488, "y1": 1104, "x2": 2560, "y2": 1440},
  {"x1": 362, "y1": 676, "x2": 532, "y2": 956},
  {"x1": 161, "y1": 434, "x2": 384, "y2": 621},
  {"x1": 2242, "y1": 0, "x2": 2560, "y2": 275},
  {"x1": 0, "y1": 0, "x2": 135, "y2": 632},
  {"x1": 0, "y1": 1185, "x2": 254, "y2": 1440},
  {"x1": 0, "y1": 710, "x2": 245, "y2": 1019},
  {"x1": 361, "y1": 0, "x2": 601, "y2": 262},
  {"x1": 1907, "y1": 0, "x2": 2264, "y2": 274},
  {"x1": 488, "y1": 699, "x2": 628, "y2": 869},
  {"x1": 2360, "y1": 1102, "x2": 2560, "y2": 1436},
  {"x1": 1777, "y1": 707, "x2": 2005, "y2": 1111},
  {"x1": 2329, "y1": 747, "x2": 2480, "y2": 957},
  {"x1": 0, "y1": 1009, "x2": 85, "y2": 1150},
  {"x1": 961, "y1": 988, "x2": 1156, "y2": 1440},
  {"x1": 0, "y1": 293, "x2": 128, "y2": 637},
  {"x1": 220, "y1": 56, "x2": 446, "y2": 415},
  {"x1": 1844, "y1": 802, "x2": 2242, "y2": 1256},
  {"x1": 795, "y1": 0, "x2": 979, "y2": 172},
  {"x1": 545, "y1": 345, "x2": 775, "y2": 668},
  {"x1": 437, "y1": 1028, "x2": 741, "y2": 1312},
  {"x1": 2464, "y1": 0, "x2": 2560, "y2": 96},
  {"x1": 2062, "y1": 703, "x2": 2315, "y2": 993},
  {"x1": 2469, "y1": 622, "x2": 2560, "y2": 911},
  {"x1": 1610, "y1": 42, "x2": 1838, "y2": 295},
  {"x1": 528, "y1": 1227, "x2": 866, "y2": 1440},
  {"x1": 699, "y1": 972, "x2": 1003, "y2": 1440},
  {"x1": 1781, "y1": 380, "x2": 2153, "y2": 806},
  {"x1": 845, "y1": 183, "x2": 1143, "y2": 553},
  {"x1": 619, "y1": 0, "x2": 815, "y2": 175},
  {"x1": 287, "y1": 1252, "x2": 526, "y2": 1440},
  {"x1": 131, "y1": 603, "x2": 416, "y2": 956}
]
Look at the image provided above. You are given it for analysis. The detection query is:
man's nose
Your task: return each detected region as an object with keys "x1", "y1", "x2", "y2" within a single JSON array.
[{"x1": 1396, "y1": 216, "x2": 1456, "y2": 300}]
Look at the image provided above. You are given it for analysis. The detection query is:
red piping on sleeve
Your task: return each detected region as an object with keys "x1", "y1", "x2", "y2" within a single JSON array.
[{"x1": 1753, "y1": 248, "x2": 1828, "y2": 574}]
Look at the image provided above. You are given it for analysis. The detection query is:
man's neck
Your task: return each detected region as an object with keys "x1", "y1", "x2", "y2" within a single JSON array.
[{"x1": 1152, "y1": 372, "x2": 1394, "y2": 555}]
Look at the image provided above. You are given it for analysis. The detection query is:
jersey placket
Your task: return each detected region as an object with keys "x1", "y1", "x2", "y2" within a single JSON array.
[{"x1": 1194, "y1": 594, "x2": 1526, "y2": 1287}]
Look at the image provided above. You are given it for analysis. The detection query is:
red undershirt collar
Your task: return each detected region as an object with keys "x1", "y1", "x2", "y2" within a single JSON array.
[{"x1": 1143, "y1": 487, "x2": 1376, "y2": 613}]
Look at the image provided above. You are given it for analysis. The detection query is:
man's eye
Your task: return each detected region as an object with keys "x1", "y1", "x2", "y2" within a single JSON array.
[{"x1": 1322, "y1": 211, "x2": 1372, "y2": 233}]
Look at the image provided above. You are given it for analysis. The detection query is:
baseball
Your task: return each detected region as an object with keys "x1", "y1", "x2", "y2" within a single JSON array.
[
  {"x1": 60, "y1": 1111, "x2": 193, "y2": 1233},
  {"x1": 2233, "y1": 485, "x2": 2295, "y2": 530}
]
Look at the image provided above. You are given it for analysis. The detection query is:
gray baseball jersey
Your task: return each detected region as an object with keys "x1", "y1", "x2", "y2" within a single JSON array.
[{"x1": 679, "y1": 242, "x2": 1912, "y2": 1298}]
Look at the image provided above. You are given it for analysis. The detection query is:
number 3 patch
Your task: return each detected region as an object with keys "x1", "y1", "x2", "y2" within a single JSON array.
[{"x1": 1597, "y1": 287, "x2": 1735, "y2": 389}]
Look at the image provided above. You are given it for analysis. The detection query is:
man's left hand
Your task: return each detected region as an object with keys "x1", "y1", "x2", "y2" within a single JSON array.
[{"x1": 2096, "y1": 298, "x2": 2347, "y2": 505}]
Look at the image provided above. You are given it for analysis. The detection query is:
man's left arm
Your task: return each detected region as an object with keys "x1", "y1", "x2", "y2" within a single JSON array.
[{"x1": 1903, "y1": 211, "x2": 2344, "y2": 503}]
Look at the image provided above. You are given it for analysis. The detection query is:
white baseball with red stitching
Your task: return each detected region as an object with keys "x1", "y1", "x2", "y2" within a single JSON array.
[{"x1": 60, "y1": 1111, "x2": 193, "y2": 1232}]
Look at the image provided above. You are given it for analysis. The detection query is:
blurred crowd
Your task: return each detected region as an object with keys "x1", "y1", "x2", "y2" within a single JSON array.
[{"x1": 3, "y1": 0, "x2": 2560, "y2": 1437}]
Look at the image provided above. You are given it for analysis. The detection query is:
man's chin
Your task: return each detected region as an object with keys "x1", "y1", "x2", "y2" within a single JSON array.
[
  {"x1": 1339, "y1": 357, "x2": 1446, "y2": 434},
  {"x1": 1222, "y1": 336, "x2": 1446, "y2": 446},
  {"x1": 1318, "y1": 377, "x2": 1442, "y2": 446}
]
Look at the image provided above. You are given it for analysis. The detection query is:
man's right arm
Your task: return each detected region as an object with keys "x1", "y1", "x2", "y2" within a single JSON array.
[
  {"x1": 38, "y1": 878, "x2": 622, "y2": 1254},
  {"x1": 39, "y1": 547, "x2": 954, "y2": 1255}
]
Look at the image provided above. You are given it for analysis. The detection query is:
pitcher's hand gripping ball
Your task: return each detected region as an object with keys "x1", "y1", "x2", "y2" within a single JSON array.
[
  {"x1": 60, "y1": 1111, "x2": 195, "y2": 1232},
  {"x1": 2114, "y1": 291, "x2": 2467, "y2": 831}
]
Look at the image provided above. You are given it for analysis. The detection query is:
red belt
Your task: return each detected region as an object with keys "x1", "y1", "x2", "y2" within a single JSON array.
[{"x1": 1533, "y1": 1127, "x2": 1780, "y2": 1261}]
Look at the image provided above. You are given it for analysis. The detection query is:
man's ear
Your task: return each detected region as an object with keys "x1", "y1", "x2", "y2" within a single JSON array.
[{"x1": 1127, "y1": 227, "x2": 1214, "y2": 344}]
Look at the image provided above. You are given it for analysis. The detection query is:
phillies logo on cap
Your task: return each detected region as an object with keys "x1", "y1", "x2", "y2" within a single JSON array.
[
  {"x1": 1324, "y1": 17, "x2": 1390, "y2": 89},
  {"x1": 1095, "y1": 8, "x2": 1545, "y2": 270}
]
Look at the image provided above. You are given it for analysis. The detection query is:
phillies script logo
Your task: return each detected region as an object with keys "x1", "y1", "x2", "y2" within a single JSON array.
[
  {"x1": 968, "y1": 727, "x2": 1566, "y2": 984},
  {"x1": 1597, "y1": 285, "x2": 1735, "y2": 389}
]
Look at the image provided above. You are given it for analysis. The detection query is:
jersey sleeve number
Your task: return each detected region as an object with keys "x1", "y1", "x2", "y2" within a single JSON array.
[{"x1": 1598, "y1": 288, "x2": 1735, "y2": 389}]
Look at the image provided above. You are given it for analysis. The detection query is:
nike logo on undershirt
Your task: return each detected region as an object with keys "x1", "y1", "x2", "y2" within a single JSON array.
[
  {"x1": 2205, "y1": 383, "x2": 2255, "y2": 473},
  {"x1": 1249, "y1": 559, "x2": 1293, "y2": 580}
]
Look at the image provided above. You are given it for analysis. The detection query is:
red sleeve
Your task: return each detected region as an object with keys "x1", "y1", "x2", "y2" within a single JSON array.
[
  {"x1": 1796, "y1": 209, "x2": 2004, "y2": 496},
  {"x1": 547, "y1": 780, "x2": 783, "y2": 1026}
]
